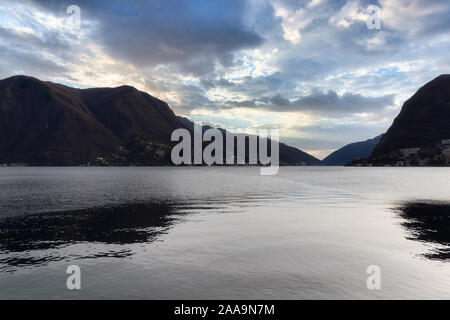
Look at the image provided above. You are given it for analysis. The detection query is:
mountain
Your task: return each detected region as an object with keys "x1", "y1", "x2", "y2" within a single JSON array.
[
  {"x1": 0, "y1": 75, "x2": 321, "y2": 166},
  {"x1": 323, "y1": 134, "x2": 384, "y2": 166},
  {"x1": 177, "y1": 116, "x2": 214, "y2": 132},
  {"x1": 278, "y1": 142, "x2": 322, "y2": 165},
  {"x1": 177, "y1": 116, "x2": 322, "y2": 166},
  {"x1": 0, "y1": 75, "x2": 181, "y2": 165},
  {"x1": 370, "y1": 74, "x2": 450, "y2": 163}
]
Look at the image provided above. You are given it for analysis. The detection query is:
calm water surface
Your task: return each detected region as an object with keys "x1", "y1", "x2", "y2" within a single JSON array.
[{"x1": 0, "y1": 167, "x2": 449, "y2": 299}]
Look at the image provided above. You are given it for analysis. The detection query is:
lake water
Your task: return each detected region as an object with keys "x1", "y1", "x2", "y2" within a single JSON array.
[{"x1": 0, "y1": 167, "x2": 449, "y2": 299}]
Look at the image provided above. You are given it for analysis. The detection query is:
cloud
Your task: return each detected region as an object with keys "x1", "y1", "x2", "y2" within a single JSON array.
[
  {"x1": 28, "y1": 0, "x2": 264, "y2": 76},
  {"x1": 0, "y1": 43, "x2": 68, "y2": 79},
  {"x1": 272, "y1": 0, "x2": 332, "y2": 44},
  {"x1": 328, "y1": 0, "x2": 369, "y2": 28},
  {"x1": 228, "y1": 90, "x2": 395, "y2": 116},
  {"x1": 379, "y1": 0, "x2": 450, "y2": 38}
]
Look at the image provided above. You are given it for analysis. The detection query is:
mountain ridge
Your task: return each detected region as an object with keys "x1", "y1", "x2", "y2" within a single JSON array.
[
  {"x1": 0, "y1": 75, "x2": 321, "y2": 166},
  {"x1": 370, "y1": 74, "x2": 450, "y2": 164},
  {"x1": 0, "y1": 75, "x2": 181, "y2": 165},
  {"x1": 323, "y1": 134, "x2": 384, "y2": 166},
  {"x1": 177, "y1": 116, "x2": 322, "y2": 166}
]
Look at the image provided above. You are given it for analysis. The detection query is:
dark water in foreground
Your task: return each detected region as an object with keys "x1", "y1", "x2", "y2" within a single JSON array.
[{"x1": 0, "y1": 167, "x2": 449, "y2": 299}]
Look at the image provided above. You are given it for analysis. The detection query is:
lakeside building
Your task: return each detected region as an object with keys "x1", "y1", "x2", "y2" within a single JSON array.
[
  {"x1": 400, "y1": 148, "x2": 421, "y2": 157},
  {"x1": 349, "y1": 138, "x2": 450, "y2": 166}
]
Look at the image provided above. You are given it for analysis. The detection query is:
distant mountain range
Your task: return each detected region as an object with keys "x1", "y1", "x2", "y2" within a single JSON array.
[
  {"x1": 0, "y1": 75, "x2": 321, "y2": 166},
  {"x1": 177, "y1": 116, "x2": 322, "y2": 166},
  {"x1": 370, "y1": 74, "x2": 450, "y2": 164},
  {"x1": 323, "y1": 134, "x2": 384, "y2": 166}
]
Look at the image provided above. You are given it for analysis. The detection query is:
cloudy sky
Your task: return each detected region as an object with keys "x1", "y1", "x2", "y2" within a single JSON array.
[{"x1": 1, "y1": 0, "x2": 449, "y2": 158}]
